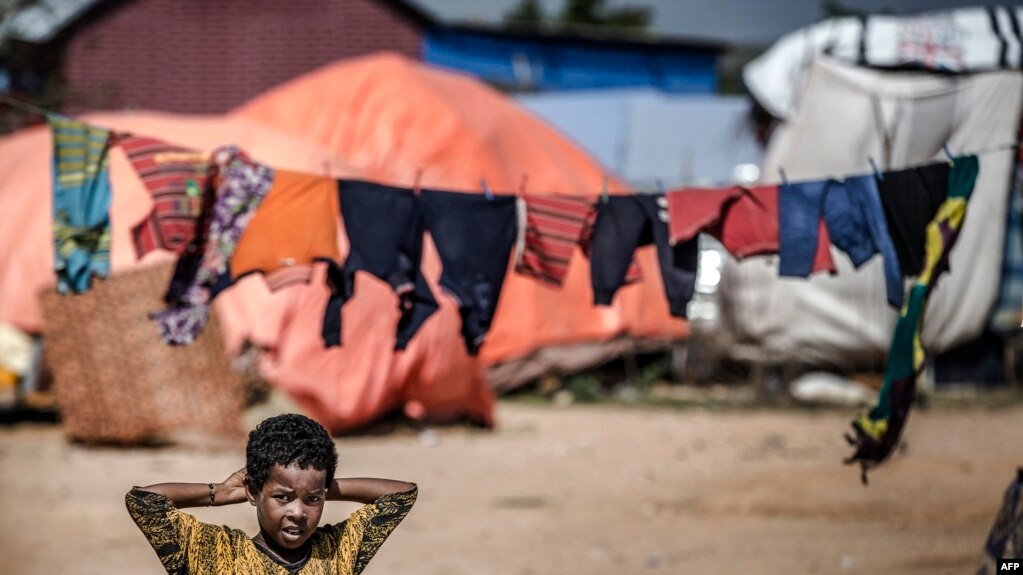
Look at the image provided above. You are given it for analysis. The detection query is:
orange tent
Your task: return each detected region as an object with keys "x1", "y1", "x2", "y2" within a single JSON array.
[
  {"x1": 2, "y1": 55, "x2": 688, "y2": 433},
  {"x1": 233, "y1": 52, "x2": 689, "y2": 369}
]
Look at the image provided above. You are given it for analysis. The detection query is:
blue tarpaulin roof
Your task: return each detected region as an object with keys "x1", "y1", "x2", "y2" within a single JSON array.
[{"x1": 424, "y1": 28, "x2": 718, "y2": 93}]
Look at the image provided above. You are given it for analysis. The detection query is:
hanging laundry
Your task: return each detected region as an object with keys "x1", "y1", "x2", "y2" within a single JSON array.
[
  {"x1": 722, "y1": 185, "x2": 834, "y2": 272},
  {"x1": 667, "y1": 185, "x2": 836, "y2": 272},
  {"x1": 118, "y1": 136, "x2": 214, "y2": 257},
  {"x1": 779, "y1": 177, "x2": 903, "y2": 308},
  {"x1": 736, "y1": 53, "x2": 1021, "y2": 363},
  {"x1": 323, "y1": 180, "x2": 437, "y2": 349},
  {"x1": 778, "y1": 179, "x2": 843, "y2": 278},
  {"x1": 666, "y1": 186, "x2": 742, "y2": 242},
  {"x1": 419, "y1": 189, "x2": 517, "y2": 355},
  {"x1": 516, "y1": 194, "x2": 642, "y2": 288},
  {"x1": 49, "y1": 116, "x2": 113, "y2": 294},
  {"x1": 845, "y1": 155, "x2": 979, "y2": 481},
  {"x1": 590, "y1": 195, "x2": 697, "y2": 318},
  {"x1": 777, "y1": 179, "x2": 851, "y2": 278},
  {"x1": 229, "y1": 170, "x2": 340, "y2": 290},
  {"x1": 829, "y1": 175, "x2": 904, "y2": 308},
  {"x1": 151, "y1": 147, "x2": 274, "y2": 345},
  {"x1": 876, "y1": 162, "x2": 949, "y2": 277}
]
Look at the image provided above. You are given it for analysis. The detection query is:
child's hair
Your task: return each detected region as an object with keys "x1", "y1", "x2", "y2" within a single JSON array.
[{"x1": 246, "y1": 414, "x2": 338, "y2": 492}]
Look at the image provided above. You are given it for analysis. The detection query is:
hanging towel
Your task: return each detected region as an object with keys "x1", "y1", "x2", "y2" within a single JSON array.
[
  {"x1": 877, "y1": 162, "x2": 950, "y2": 277},
  {"x1": 230, "y1": 170, "x2": 340, "y2": 290},
  {"x1": 845, "y1": 155, "x2": 979, "y2": 481},
  {"x1": 49, "y1": 116, "x2": 113, "y2": 293},
  {"x1": 119, "y1": 136, "x2": 214, "y2": 257},
  {"x1": 151, "y1": 147, "x2": 274, "y2": 345},
  {"x1": 666, "y1": 186, "x2": 743, "y2": 244}
]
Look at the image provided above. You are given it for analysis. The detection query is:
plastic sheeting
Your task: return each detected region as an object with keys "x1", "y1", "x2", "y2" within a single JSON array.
[
  {"x1": 233, "y1": 53, "x2": 688, "y2": 402},
  {"x1": 743, "y1": 6, "x2": 1023, "y2": 121},
  {"x1": 720, "y1": 58, "x2": 1022, "y2": 366}
]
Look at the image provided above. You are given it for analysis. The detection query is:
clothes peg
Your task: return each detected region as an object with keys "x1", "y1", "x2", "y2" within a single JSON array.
[
  {"x1": 481, "y1": 178, "x2": 494, "y2": 201},
  {"x1": 109, "y1": 131, "x2": 133, "y2": 146},
  {"x1": 185, "y1": 179, "x2": 202, "y2": 215},
  {"x1": 942, "y1": 143, "x2": 955, "y2": 166},
  {"x1": 868, "y1": 157, "x2": 884, "y2": 182},
  {"x1": 600, "y1": 173, "x2": 609, "y2": 204},
  {"x1": 778, "y1": 167, "x2": 789, "y2": 186},
  {"x1": 655, "y1": 179, "x2": 666, "y2": 195}
]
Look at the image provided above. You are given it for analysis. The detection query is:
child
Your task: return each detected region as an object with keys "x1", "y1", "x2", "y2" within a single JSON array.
[{"x1": 126, "y1": 413, "x2": 417, "y2": 574}]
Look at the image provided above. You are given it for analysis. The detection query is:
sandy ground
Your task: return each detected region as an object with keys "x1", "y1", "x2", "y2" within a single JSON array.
[{"x1": 0, "y1": 401, "x2": 1020, "y2": 575}]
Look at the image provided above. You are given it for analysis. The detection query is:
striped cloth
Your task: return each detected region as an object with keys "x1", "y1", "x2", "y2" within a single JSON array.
[
  {"x1": 151, "y1": 147, "x2": 275, "y2": 345},
  {"x1": 516, "y1": 194, "x2": 642, "y2": 288},
  {"x1": 118, "y1": 136, "x2": 213, "y2": 257},
  {"x1": 49, "y1": 116, "x2": 113, "y2": 294}
]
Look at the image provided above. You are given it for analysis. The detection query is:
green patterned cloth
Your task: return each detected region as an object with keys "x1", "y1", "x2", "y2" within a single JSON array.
[{"x1": 846, "y1": 156, "x2": 980, "y2": 482}]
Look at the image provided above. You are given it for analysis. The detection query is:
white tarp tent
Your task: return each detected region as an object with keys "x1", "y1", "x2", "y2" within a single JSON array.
[{"x1": 720, "y1": 55, "x2": 1022, "y2": 366}]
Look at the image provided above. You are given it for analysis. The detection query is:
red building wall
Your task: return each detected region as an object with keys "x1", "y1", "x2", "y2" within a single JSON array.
[{"x1": 63, "y1": 0, "x2": 422, "y2": 113}]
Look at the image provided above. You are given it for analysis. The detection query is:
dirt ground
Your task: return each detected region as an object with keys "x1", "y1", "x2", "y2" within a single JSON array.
[{"x1": 0, "y1": 400, "x2": 1020, "y2": 575}]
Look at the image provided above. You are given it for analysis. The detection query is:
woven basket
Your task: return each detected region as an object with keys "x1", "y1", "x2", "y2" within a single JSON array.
[{"x1": 41, "y1": 263, "x2": 244, "y2": 445}]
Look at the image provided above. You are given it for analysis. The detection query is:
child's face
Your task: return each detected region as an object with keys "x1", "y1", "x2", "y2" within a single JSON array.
[{"x1": 247, "y1": 463, "x2": 328, "y2": 552}]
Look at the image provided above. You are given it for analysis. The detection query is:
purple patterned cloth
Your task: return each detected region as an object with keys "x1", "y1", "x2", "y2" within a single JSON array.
[{"x1": 151, "y1": 147, "x2": 275, "y2": 345}]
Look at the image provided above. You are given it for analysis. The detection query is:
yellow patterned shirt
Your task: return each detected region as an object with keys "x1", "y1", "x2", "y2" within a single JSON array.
[{"x1": 125, "y1": 486, "x2": 417, "y2": 575}]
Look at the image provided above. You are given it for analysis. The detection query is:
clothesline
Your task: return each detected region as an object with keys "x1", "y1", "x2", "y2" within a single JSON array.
[
  {"x1": 33, "y1": 97, "x2": 1000, "y2": 481},
  {"x1": 0, "y1": 93, "x2": 72, "y2": 123},
  {"x1": 971, "y1": 141, "x2": 1023, "y2": 157},
  {"x1": 775, "y1": 141, "x2": 1019, "y2": 188}
]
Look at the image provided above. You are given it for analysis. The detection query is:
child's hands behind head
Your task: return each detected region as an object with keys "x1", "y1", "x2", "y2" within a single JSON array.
[{"x1": 215, "y1": 468, "x2": 248, "y2": 506}]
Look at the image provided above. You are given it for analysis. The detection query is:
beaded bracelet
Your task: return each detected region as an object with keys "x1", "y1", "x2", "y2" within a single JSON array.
[{"x1": 208, "y1": 483, "x2": 216, "y2": 506}]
